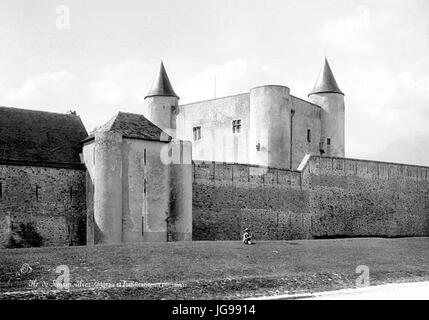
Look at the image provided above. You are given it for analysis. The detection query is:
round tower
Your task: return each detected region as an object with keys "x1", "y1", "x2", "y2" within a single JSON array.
[
  {"x1": 143, "y1": 61, "x2": 179, "y2": 136},
  {"x1": 93, "y1": 131, "x2": 123, "y2": 244},
  {"x1": 308, "y1": 58, "x2": 345, "y2": 157},
  {"x1": 248, "y1": 85, "x2": 292, "y2": 169}
]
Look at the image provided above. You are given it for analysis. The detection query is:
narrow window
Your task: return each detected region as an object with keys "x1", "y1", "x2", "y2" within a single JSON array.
[
  {"x1": 143, "y1": 179, "x2": 147, "y2": 194},
  {"x1": 142, "y1": 216, "x2": 144, "y2": 236},
  {"x1": 327, "y1": 138, "x2": 331, "y2": 145},
  {"x1": 193, "y1": 126, "x2": 201, "y2": 141},
  {"x1": 307, "y1": 129, "x2": 311, "y2": 143},
  {"x1": 232, "y1": 120, "x2": 241, "y2": 133},
  {"x1": 35, "y1": 185, "x2": 39, "y2": 200},
  {"x1": 0, "y1": 182, "x2": 2, "y2": 199},
  {"x1": 144, "y1": 149, "x2": 147, "y2": 165},
  {"x1": 319, "y1": 141, "x2": 325, "y2": 154}
]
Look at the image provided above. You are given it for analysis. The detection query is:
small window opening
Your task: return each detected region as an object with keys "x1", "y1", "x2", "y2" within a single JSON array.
[
  {"x1": 232, "y1": 120, "x2": 241, "y2": 133},
  {"x1": 327, "y1": 138, "x2": 331, "y2": 145},
  {"x1": 69, "y1": 187, "x2": 73, "y2": 200},
  {"x1": 307, "y1": 129, "x2": 311, "y2": 143},
  {"x1": 0, "y1": 182, "x2": 2, "y2": 199},
  {"x1": 319, "y1": 141, "x2": 325, "y2": 154},
  {"x1": 36, "y1": 185, "x2": 40, "y2": 200},
  {"x1": 144, "y1": 149, "x2": 147, "y2": 165},
  {"x1": 144, "y1": 179, "x2": 147, "y2": 194},
  {"x1": 193, "y1": 126, "x2": 201, "y2": 141}
]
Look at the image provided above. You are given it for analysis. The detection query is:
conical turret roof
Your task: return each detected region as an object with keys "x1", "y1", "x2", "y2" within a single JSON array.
[
  {"x1": 145, "y1": 61, "x2": 179, "y2": 99},
  {"x1": 308, "y1": 58, "x2": 344, "y2": 96}
]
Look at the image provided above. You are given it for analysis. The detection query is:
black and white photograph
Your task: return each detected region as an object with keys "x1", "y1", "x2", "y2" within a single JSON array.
[{"x1": 0, "y1": 0, "x2": 428, "y2": 311}]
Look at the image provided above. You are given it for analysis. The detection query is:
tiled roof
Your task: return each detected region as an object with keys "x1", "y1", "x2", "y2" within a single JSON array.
[
  {"x1": 0, "y1": 106, "x2": 88, "y2": 166},
  {"x1": 86, "y1": 112, "x2": 171, "y2": 142}
]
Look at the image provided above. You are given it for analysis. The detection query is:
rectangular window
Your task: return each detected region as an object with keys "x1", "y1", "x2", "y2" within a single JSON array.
[
  {"x1": 144, "y1": 149, "x2": 146, "y2": 165},
  {"x1": 327, "y1": 138, "x2": 331, "y2": 145},
  {"x1": 232, "y1": 120, "x2": 241, "y2": 133},
  {"x1": 193, "y1": 126, "x2": 201, "y2": 141},
  {"x1": 307, "y1": 129, "x2": 311, "y2": 143},
  {"x1": 0, "y1": 182, "x2": 2, "y2": 199},
  {"x1": 36, "y1": 185, "x2": 39, "y2": 200}
]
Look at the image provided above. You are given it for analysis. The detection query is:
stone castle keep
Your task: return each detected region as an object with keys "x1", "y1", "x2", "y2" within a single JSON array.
[{"x1": 0, "y1": 59, "x2": 428, "y2": 247}]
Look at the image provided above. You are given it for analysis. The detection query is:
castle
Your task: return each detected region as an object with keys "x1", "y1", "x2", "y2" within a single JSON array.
[
  {"x1": 175, "y1": 58, "x2": 344, "y2": 170},
  {"x1": 1, "y1": 59, "x2": 428, "y2": 248}
]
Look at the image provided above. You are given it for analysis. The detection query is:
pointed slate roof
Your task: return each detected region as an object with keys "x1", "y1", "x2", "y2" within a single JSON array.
[
  {"x1": 0, "y1": 106, "x2": 88, "y2": 167},
  {"x1": 145, "y1": 61, "x2": 179, "y2": 99},
  {"x1": 84, "y1": 112, "x2": 171, "y2": 142},
  {"x1": 309, "y1": 58, "x2": 344, "y2": 96}
]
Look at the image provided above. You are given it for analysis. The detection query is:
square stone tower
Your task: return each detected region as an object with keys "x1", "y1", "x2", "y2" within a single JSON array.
[{"x1": 82, "y1": 112, "x2": 192, "y2": 244}]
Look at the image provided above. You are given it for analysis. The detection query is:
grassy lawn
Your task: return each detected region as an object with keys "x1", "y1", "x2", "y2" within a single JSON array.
[{"x1": 1, "y1": 237, "x2": 428, "y2": 299}]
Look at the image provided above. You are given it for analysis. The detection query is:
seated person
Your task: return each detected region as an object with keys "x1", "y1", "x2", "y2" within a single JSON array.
[{"x1": 242, "y1": 228, "x2": 253, "y2": 245}]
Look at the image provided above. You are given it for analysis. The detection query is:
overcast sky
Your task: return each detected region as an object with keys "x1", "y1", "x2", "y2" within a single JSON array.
[{"x1": 0, "y1": 0, "x2": 428, "y2": 165}]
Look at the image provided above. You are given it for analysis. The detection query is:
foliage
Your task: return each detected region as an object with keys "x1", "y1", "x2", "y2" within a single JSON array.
[{"x1": 6, "y1": 222, "x2": 44, "y2": 248}]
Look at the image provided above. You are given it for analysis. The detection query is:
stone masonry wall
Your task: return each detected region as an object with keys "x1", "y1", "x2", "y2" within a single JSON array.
[
  {"x1": 192, "y1": 157, "x2": 429, "y2": 240},
  {"x1": 305, "y1": 156, "x2": 429, "y2": 237},
  {"x1": 0, "y1": 164, "x2": 86, "y2": 248},
  {"x1": 2, "y1": 155, "x2": 426, "y2": 246},
  {"x1": 177, "y1": 93, "x2": 250, "y2": 164},
  {"x1": 192, "y1": 161, "x2": 311, "y2": 240},
  {"x1": 290, "y1": 96, "x2": 322, "y2": 169}
]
